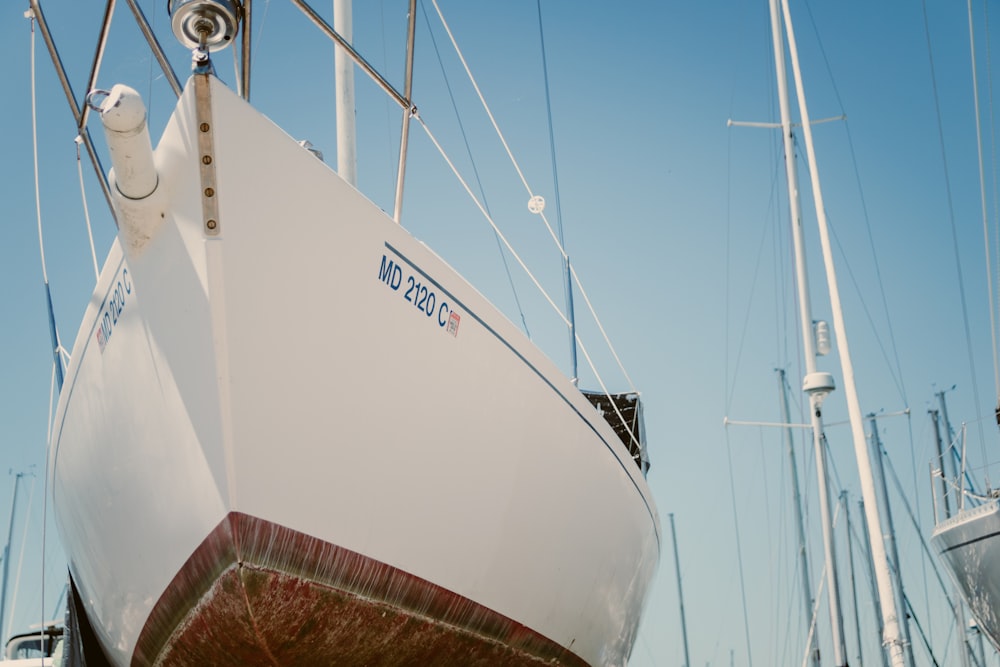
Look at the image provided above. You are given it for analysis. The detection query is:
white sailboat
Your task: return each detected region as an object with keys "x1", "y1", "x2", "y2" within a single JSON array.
[
  {"x1": 932, "y1": 496, "x2": 1000, "y2": 650},
  {"x1": 29, "y1": 0, "x2": 660, "y2": 664},
  {"x1": 930, "y1": 400, "x2": 1000, "y2": 651}
]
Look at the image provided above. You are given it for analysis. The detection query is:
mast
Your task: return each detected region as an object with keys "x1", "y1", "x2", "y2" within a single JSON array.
[
  {"x1": 859, "y1": 499, "x2": 890, "y2": 667},
  {"x1": 777, "y1": 0, "x2": 908, "y2": 663},
  {"x1": 0, "y1": 473, "x2": 23, "y2": 640},
  {"x1": 867, "y1": 415, "x2": 916, "y2": 667},
  {"x1": 936, "y1": 390, "x2": 958, "y2": 492},
  {"x1": 333, "y1": 0, "x2": 357, "y2": 187},
  {"x1": 777, "y1": 369, "x2": 820, "y2": 667},
  {"x1": 935, "y1": 393, "x2": 975, "y2": 667},
  {"x1": 767, "y1": 0, "x2": 847, "y2": 662},
  {"x1": 930, "y1": 409, "x2": 951, "y2": 519},
  {"x1": 669, "y1": 513, "x2": 691, "y2": 667},
  {"x1": 841, "y1": 491, "x2": 866, "y2": 667}
]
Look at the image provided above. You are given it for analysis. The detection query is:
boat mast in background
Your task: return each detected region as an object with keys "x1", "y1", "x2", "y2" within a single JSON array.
[
  {"x1": 775, "y1": 0, "x2": 908, "y2": 663},
  {"x1": 776, "y1": 369, "x2": 820, "y2": 667},
  {"x1": 840, "y1": 491, "x2": 869, "y2": 667},
  {"x1": 867, "y1": 415, "x2": 916, "y2": 667},
  {"x1": 669, "y1": 513, "x2": 691, "y2": 667},
  {"x1": 766, "y1": 0, "x2": 847, "y2": 662},
  {"x1": 0, "y1": 473, "x2": 23, "y2": 642}
]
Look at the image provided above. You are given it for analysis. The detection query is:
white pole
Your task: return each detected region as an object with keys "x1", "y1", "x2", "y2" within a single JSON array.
[
  {"x1": 767, "y1": 0, "x2": 847, "y2": 663},
  {"x1": 868, "y1": 416, "x2": 917, "y2": 667},
  {"x1": 778, "y1": 0, "x2": 907, "y2": 664},
  {"x1": 777, "y1": 370, "x2": 820, "y2": 667},
  {"x1": 333, "y1": 0, "x2": 357, "y2": 186}
]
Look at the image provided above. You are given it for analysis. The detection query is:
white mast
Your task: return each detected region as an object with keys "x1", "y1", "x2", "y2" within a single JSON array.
[
  {"x1": 840, "y1": 491, "x2": 867, "y2": 667},
  {"x1": 868, "y1": 415, "x2": 916, "y2": 667},
  {"x1": 334, "y1": 0, "x2": 357, "y2": 186},
  {"x1": 777, "y1": 0, "x2": 908, "y2": 664},
  {"x1": 777, "y1": 369, "x2": 820, "y2": 667},
  {"x1": 766, "y1": 0, "x2": 847, "y2": 663}
]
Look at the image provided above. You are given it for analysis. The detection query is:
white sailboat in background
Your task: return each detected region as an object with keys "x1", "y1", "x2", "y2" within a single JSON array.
[{"x1": 25, "y1": 0, "x2": 660, "y2": 664}]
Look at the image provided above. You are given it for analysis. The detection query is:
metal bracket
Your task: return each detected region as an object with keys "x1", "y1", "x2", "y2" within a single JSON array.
[{"x1": 194, "y1": 73, "x2": 220, "y2": 236}]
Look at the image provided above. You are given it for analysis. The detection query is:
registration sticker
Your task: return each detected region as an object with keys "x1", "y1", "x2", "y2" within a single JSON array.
[{"x1": 446, "y1": 311, "x2": 461, "y2": 337}]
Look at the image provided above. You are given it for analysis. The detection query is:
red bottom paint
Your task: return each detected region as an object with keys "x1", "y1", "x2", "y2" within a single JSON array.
[{"x1": 130, "y1": 512, "x2": 588, "y2": 666}]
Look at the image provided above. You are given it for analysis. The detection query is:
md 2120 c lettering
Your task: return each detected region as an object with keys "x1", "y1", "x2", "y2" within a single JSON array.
[{"x1": 378, "y1": 253, "x2": 461, "y2": 337}]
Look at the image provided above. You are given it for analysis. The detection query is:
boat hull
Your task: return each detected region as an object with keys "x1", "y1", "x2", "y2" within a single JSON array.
[
  {"x1": 50, "y1": 74, "x2": 660, "y2": 666},
  {"x1": 932, "y1": 500, "x2": 1000, "y2": 649},
  {"x1": 136, "y1": 512, "x2": 588, "y2": 666}
]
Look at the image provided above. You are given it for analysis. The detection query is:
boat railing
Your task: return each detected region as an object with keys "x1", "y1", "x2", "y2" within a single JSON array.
[
  {"x1": 28, "y1": 0, "x2": 415, "y2": 222},
  {"x1": 930, "y1": 421, "x2": 1000, "y2": 525},
  {"x1": 4, "y1": 625, "x2": 62, "y2": 660},
  {"x1": 582, "y1": 391, "x2": 649, "y2": 475}
]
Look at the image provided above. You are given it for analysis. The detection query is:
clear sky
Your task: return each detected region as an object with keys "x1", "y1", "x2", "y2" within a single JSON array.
[{"x1": 1, "y1": 1, "x2": 998, "y2": 665}]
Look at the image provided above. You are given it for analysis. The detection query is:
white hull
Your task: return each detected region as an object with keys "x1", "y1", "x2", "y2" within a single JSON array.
[
  {"x1": 932, "y1": 500, "x2": 1000, "y2": 650},
  {"x1": 50, "y1": 74, "x2": 660, "y2": 666}
]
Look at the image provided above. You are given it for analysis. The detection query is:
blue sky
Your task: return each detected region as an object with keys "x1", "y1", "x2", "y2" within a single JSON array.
[{"x1": 1, "y1": 1, "x2": 998, "y2": 665}]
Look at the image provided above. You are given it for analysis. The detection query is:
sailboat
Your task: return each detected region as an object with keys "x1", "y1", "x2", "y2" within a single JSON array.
[
  {"x1": 29, "y1": 0, "x2": 661, "y2": 664},
  {"x1": 930, "y1": 411, "x2": 1000, "y2": 651}
]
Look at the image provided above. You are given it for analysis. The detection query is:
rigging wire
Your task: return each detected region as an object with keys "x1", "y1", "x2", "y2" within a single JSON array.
[
  {"x1": 723, "y1": 20, "x2": 798, "y2": 665},
  {"x1": 969, "y1": 0, "x2": 1000, "y2": 420},
  {"x1": 7, "y1": 476, "x2": 36, "y2": 643},
  {"x1": 723, "y1": 427, "x2": 756, "y2": 667},
  {"x1": 75, "y1": 138, "x2": 100, "y2": 281},
  {"x1": 42, "y1": 362, "x2": 55, "y2": 634},
  {"x1": 534, "y1": 0, "x2": 576, "y2": 381},
  {"x1": 417, "y1": 1, "x2": 530, "y2": 338},
  {"x1": 425, "y1": 1, "x2": 637, "y2": 395},
  {"x1": 147, "y1": 0, "x2": 155, "y2": 105},
  {"x1": 799, "y1": 2, "x2": 909, "y2": 408},
  {"x1": 567, "y1": 264, "x2": 635, "y2": 390},
  {"x1": 985, "y1": 0, "x2": 1000, "y2": 417},
  {"x1": 252, "y1": 0, "x2": 271, "y2": 71},
  {"x1": 27, "y1": 8, "x2": 64, "y2": 395},
  {"x1": 723, "y1": 178, "x2": 782, "y2": 413},
  {"x1": 417, "y1": 113, "x2": 644, "y2": 446},
  {"x1": 428, "y1": 0, "x2": 563, "y2": 255},
  {"x1": 415, "y1": 116, "x2": 570, "y2": 327},
  {"x1": 922, "y1": 0, "x2": 991, "y2": 478},
  {"x1": 27, "y1": 9, "x2": 59, "y2": 641},
  {"x1": 378, "y1": 0, "x2": 396, "y2": 191},
  {"x1": 822, "y1": 213, "x2": 907, "y2": 400},
  {"x1": 534, "y1": 0, "x2": 565, "y2": 251},
  {"x1": 721, "y1": 56, "x2": 757, "y2": 667},
  {"x1": 906, "y1": 409, "x2": 934, "y2": 650},
  {"x1": 29, "y1": 13, "x2": 48, "y2": 289}
]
